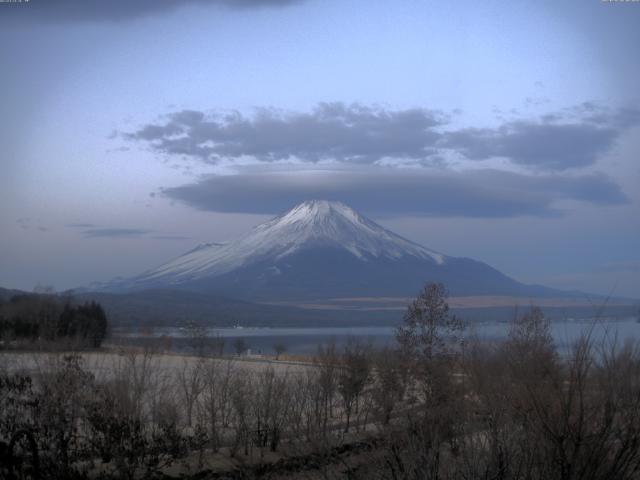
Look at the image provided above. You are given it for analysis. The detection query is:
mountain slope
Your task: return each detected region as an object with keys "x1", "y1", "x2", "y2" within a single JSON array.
[
  {"x1": 98, "y1": 200, "x2": 562, "y2": 300},
  {"x1": 125, "y1": 201, "x2": 444, "y2": 286}
]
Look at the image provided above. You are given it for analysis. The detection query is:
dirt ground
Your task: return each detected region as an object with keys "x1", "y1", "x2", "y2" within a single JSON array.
[{"x1": 0, "y1": 348, "x2": 314, "y2": 378}]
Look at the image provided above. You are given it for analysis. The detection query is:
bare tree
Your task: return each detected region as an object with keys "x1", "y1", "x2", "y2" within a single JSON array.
[
  {"x1": 273, "y1": 341, "x2": 287, "y2": 360},
  {"x1": 35, "y1": 354, "x2": 95, "y2": 477},
  {"x1": 251, "y1": 367, "x2": 291, "y2": 455},
  {"x1": 229, "y1": 371, "x2": 252, "y2": 456},
  {"x1": 201, "y1": 358, "x2": 235, "y2": 452},
  {"x1": 396, "y1": 282, "x2": 464, "y2": 362},
  {"x1": 505, "y1": 306, "x2": 558, "y2": 380},
  {"x1": 371, "y1": 348, "x2": 406, "y2": 425},
  {"x1": 337, "y1": 337, "x2": 371, "y2": 432},
  {"x1": 395, "y1": 282, "x2": 465, "y2": 427},
  {"x1": 211, "y1": 333, "x2": 225, "y2": 357},
  {"x1": 233, "y1": 337, "x2": 248, "y2": 356},
  {"x1": 314, "y1": 341, "x2": 339, "y2": 443},
  {"x1": 184, "y1": 320, "x2": 209, "y2": 357},
  {"x1": 176, "y1": 358, "x2": 205, "y2": 427},
  {"x1": 285, "y1": 372, "x2": 313, "y2": 443}
]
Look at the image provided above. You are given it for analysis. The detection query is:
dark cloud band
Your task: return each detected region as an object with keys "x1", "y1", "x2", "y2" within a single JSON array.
[{"x1": 160, "y1": 168, "x2": 629, "y2": 218}]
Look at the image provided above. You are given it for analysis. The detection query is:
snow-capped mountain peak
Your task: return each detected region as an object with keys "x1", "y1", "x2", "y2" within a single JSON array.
[
  {"x1": 267, "y1": 200, "x2": 361, "y2": 229},
  {"x1": 252, "y1": 200, "x2": 444, "y2": 262},
  {"x1": 121, "y1": 200, "x2": 445, "y2": 288},
  {"x1": 92, "y1": 200, "x2": 559, "y2": 301}
]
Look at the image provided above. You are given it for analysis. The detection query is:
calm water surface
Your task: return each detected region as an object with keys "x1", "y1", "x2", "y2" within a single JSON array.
[{"x1": 114, "y1": 318, "x2": 640, "y2": 355}]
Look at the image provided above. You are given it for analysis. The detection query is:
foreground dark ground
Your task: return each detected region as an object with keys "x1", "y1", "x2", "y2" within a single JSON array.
[{"x1": 3, "y1": 284, "x2": 640, "y2": 480}]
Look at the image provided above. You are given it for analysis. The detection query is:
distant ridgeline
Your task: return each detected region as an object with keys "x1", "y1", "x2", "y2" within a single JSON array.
[{"x1": 0, "y1": 293, "x2": 108, "y2": 348}]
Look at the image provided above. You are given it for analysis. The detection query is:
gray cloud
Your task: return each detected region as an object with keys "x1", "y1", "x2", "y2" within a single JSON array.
[
  {"x1": 443, "y1": 103, "x2": 640, "y2": 171},
  {"x1": 125, "y1": 103, "x2": 639, "y2": 171},
  {"x1": 16, "y1": 218, "x2": 30, "y2": 231},
  {"x1": 1, "y1": 0, "x2": 302, "y2": 23},
  {"x1": 74, "y1": 225, "x2": 190, "y2": 240},
  {"x1": 160, "y1": 168, "x2": 629, "y2": 218},
  {"x1": 126, "y1": 103, "x2": 447, "y2": 165},
  {"x1": 17, "y1": 218, "x2": 51, "y2": 232},
  {"x1": 82, "y1": 228, "x2": 152, "y2": 239},
  {"x1": 66, "y1": 223, "x2": 97, "y2": 228},
  {"x1": 443, "y1": 122, "x2": 617, "y2": 170},
  {"x1": 151, "y1": 235, "x2": 192, "y2": 241}
]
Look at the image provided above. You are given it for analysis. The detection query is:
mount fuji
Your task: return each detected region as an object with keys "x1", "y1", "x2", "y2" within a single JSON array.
[{"x1": 96, "y1": 200, "x2": 559, "y2": 300}]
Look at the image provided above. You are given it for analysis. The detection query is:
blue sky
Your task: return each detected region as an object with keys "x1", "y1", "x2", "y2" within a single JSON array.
[{"x1": 1, "y1": 0, "x2": 639, "y2": 297}]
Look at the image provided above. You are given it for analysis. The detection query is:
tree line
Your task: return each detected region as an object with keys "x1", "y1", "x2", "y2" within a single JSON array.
[{"x1": 0, "y1": 293, "x2": 108, "y2": 348}]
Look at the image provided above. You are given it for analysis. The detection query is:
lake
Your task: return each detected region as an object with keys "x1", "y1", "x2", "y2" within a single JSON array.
[{"x1": 112, "y1": 317, "x2": 640, "y2": 355}]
